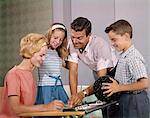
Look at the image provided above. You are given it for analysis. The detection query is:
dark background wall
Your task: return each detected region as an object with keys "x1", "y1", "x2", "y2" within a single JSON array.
[{"x1": 0, "y1": 0, "x2": 52, "y2": 86}]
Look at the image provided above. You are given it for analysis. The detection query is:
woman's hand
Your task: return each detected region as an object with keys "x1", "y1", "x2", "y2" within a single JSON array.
[{"x1": 47, "y1": 100, "x2": 64, "y2": 111}]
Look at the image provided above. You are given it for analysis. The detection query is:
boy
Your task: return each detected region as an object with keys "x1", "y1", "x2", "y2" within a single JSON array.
[{"x1": 104, "y1": 19, "x2": 149, "y2": 118}]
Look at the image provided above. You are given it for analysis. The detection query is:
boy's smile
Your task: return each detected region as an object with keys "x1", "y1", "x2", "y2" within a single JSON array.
[{"x1": 108, "y1": 31, "x2": 131, "y2": 52}]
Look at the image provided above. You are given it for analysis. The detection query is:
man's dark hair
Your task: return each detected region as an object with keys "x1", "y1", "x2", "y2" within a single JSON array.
[
  {"x1": 105, "y1": 19, "x2": 133, "y2": 38},
  {"x1": 71, "y1": 17, "x2": 91, "y2": 36}
]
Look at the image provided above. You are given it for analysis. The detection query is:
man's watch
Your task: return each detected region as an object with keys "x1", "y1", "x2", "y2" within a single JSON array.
[{"x1": 82, "y1": 90, "x2": 88, "y2": 97}]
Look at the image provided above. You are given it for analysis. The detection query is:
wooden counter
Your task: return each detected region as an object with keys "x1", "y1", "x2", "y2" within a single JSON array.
[{"x1": 17, "y1": 111, "x2": 85, "y2": 117}]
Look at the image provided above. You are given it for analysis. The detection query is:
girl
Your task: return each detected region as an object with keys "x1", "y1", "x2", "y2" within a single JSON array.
[{"x1": 35, "y1": 23, "x2": 69, "y2": 114}]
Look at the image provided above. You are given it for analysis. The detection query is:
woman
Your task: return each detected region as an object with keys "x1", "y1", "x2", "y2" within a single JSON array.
[{"x1": 0, "y1": 33, "x2": 64, "y2": 118}]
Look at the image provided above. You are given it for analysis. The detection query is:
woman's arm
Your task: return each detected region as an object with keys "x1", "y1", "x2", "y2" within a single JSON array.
[{"x1": 8, "y1": 96, "x2": 64, "y2": 114}]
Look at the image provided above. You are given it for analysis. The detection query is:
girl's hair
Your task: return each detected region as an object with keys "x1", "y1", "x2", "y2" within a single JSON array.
[
  {"x1": 20, "y1": 33, "x2": 48, "y2": 58},
  {"x1": 46, "y1": 23, "x2": 69, "y2": 60}
]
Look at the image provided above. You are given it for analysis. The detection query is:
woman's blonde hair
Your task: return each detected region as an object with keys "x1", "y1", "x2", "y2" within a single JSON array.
[
  {"x1": 20, "y1": 33, "x2": 48, "y2": 58},
  {"x1": 46, "y1": 23, "x2": 69, "y2": 60}
]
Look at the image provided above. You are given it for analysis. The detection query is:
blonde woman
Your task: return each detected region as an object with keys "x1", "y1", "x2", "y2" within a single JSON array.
[{"x1": 0, "y1": 33, "x2": 64, "y2": 118}]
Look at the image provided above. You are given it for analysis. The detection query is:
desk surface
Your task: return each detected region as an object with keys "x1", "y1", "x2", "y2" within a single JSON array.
[
  {"x1": 17, "y1": 111, "x2": 85, "y2": 117},
  {"x1": 17, "y1": 101, "x2": 118, "y2": 117}
]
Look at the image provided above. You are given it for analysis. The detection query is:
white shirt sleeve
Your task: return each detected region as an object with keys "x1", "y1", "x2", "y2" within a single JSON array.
[
  {"x1": 95, "y1": 38, "x2": 114, "y2": 70},
  {"x1": 111, "y1": 47, "x2": 118, "y2": 67},
  {"x1": 97, "y1": 58, "x2": 112, "y2": 70}
]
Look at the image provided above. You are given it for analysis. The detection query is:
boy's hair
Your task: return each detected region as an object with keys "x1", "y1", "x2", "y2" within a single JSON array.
[
  {"x1": 105, "y1": 19, "x2": 133, "y2": 38},
  {"x1": 71, "y1": 17, "x2": 91, "y2": 36},
  {"x1": 20, "y1": 33, "x2": 47, "y2": 59},
  {"x1": 46, "y1": 23, "x2": 69, "y2": 60}
]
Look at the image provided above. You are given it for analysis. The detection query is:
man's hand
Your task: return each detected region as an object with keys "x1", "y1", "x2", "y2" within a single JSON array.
[{"x1": 68, "y1": 91, "x2": 85, "y2": 108}]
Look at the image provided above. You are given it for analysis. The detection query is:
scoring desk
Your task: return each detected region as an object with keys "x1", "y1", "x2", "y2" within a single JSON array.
[
  {"x1": 17, "y1": 111, "x2": 85, "y2": 117},
  {"x1": 17, "y1": 101, "x2": 117, "y2": 118}
]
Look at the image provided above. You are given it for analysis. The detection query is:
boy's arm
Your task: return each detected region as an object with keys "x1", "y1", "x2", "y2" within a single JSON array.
[
  {"x1": 103, "y1": 77, "x2": 149, "y2": 96},
  {"x1": 118, "y1": 77, "x2": 149, "y2": 92}
]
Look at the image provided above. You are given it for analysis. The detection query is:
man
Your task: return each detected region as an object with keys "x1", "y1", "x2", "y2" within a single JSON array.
[{"x1": 67, "y1": 17, "x2": 117, "y2": 117}]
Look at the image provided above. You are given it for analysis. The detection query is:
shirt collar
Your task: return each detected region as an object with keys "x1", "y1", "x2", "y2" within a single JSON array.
[
  {"x1": 121, "y1": 45, "x2": 134, "y2": 58},
  {"x1": 82, "y1": 36, "x2": 92, "y2": 53}
]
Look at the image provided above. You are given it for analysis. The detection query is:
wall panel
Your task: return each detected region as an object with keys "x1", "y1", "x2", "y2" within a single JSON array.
[{"x1": 0, "y1": 0, "x2": 52, "y2": 86}]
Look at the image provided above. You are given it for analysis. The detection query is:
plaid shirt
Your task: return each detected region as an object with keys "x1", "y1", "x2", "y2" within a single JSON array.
[{"x1": 115, "y1": 45, "x2": 148, "y2": 84}]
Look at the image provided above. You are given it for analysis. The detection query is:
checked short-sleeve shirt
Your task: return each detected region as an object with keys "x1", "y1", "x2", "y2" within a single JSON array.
[{"x1": 115, "y1": 45, "x2": 148, "y2": 84}]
